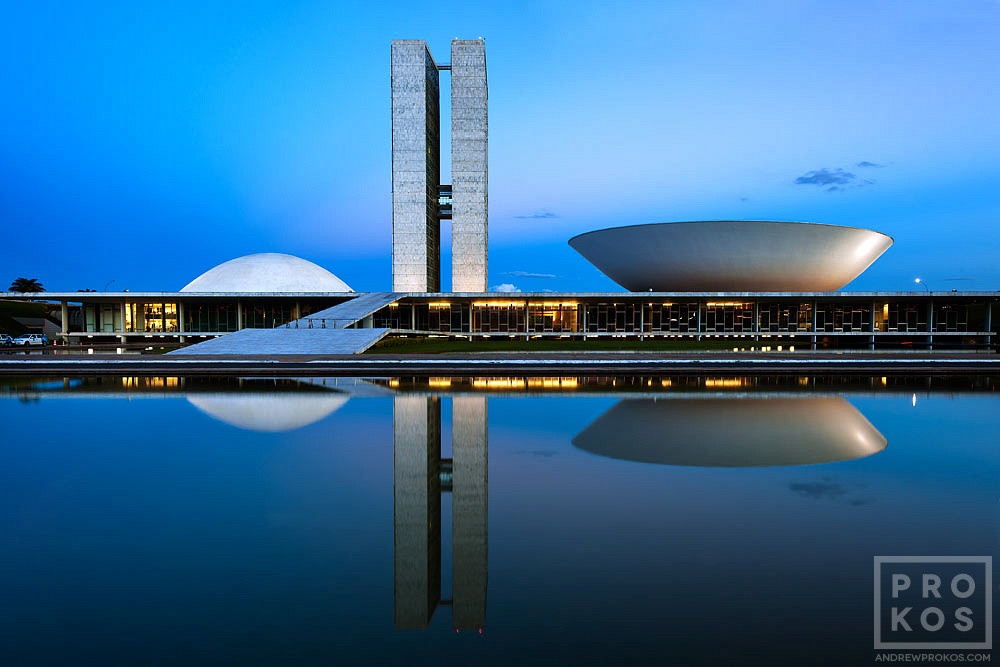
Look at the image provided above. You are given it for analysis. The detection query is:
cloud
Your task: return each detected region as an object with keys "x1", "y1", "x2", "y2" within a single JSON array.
[
  {"x1": 491, "y1": 283, "x2": 521, "y2": 293},
  {"x1": 505, "y1": 270, "x2": 557, "y2": 279},
  {"x1": 515, "y1": 449, "x2": 559, "y2": 458},
  {"x1": 794, "y1": 168, "x2": 857, "y2": 187},
  {"x1": 856, "y1": 161, "x2": 886, "y2": 168},
  {"x1": 514, "y1": 211, "x2": 559, "y2": 220},
  {"x1": 789, "y1": 480, "x2": 847, "y2": 500},
  {"x1": 789, "y1": 476, "x2": 871, "y2": 505},
  {"x1": 795, "y1": 166, "x2": 876, "y2": 191}
]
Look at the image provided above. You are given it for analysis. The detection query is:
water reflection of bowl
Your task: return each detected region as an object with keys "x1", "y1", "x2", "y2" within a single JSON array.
[
  {"x1": 187, "y1": 393, "x2": 349, "y2": 432},
  {"x1": 572, "y1": 397, "x2": 886, "y2": 467},
  {"x1": 568, "y1": 221, "x2": 893, "y2": 291}
]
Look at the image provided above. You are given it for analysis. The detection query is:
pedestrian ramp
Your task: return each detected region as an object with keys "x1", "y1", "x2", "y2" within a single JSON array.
[
  {"x1": 168, "y1": 292, "x2": 401, "y2": 356},
  {"x1": 169, "y1": 326, "x2": 390, "y2": 356}
]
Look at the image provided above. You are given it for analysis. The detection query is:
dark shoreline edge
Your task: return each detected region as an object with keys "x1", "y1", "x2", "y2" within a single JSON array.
[{"x1": 0, "y1": 353, "x2": 998, "y2": 377}]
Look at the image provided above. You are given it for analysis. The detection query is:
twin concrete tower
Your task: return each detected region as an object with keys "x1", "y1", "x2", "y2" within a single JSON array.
[{"x1": 391, "y1": 39, "x2": 488, "y2": 293}]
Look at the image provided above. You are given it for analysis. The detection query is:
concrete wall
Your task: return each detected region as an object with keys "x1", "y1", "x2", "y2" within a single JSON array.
[
  {"x1": 451, "y1": 40, "x2": 489, "y2": 292},
  {"x1": 391, "y1": 41, "x2": 441, "y2": 292}
]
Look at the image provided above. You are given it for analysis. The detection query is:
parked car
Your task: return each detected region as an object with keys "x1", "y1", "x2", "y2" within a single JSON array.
[
  {"x1": 0, "y1": 334, "x2": 13, "y2": 347},
  {"x1": 12, "y1": 333, "x2": 49, "y2": 346}
]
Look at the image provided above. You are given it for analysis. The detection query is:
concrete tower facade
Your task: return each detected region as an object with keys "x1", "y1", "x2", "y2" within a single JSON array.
[
  {"x1": 391, "y1": 41, "x2": 441, "y2": 292},
  {"x1": 391, "y1": 39, "x2": 488, "y2": 293},
  {"x1": 450, "y1": 40, "x2": 489, "y2": 292}
]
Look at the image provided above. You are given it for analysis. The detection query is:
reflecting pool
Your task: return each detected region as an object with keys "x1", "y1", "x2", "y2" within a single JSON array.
[{"x1": 1, "y1": 375, "x2": 997, "y2": 665}]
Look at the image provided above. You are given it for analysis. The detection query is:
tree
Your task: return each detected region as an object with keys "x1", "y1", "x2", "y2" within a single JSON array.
[{"x1": 8, "y1": 277, "x2": 45, "y2": 293}]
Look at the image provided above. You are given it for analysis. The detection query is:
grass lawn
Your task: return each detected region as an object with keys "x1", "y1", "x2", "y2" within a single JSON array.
[{"x1": 369, "y1": 335, "x2": 776, "y2": 354}]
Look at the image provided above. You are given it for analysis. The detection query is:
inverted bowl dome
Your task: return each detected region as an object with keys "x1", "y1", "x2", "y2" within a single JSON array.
[{"x1": 569, "y1": 221, "x2": 892, "y2": 291}]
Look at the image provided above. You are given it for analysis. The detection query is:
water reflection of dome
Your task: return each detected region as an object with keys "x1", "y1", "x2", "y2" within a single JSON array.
[
  {"x1": 187, "y1": 393, "x2": 349, "y2": 432},
  {"x1": 572, "y1": 397, "x2": 886, "y2": 467}
]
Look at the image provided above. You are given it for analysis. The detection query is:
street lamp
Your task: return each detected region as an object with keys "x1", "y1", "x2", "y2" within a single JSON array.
[{"x1": 914, "y1": 278, "x2": 930, "y2": 292}]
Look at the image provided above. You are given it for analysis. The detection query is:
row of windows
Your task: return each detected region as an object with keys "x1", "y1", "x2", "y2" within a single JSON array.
[
  {"x1": 79, "y1": 300, "x2": 983, "y2": 335},
  {"x1": 370, "y1": 302, "x2": 977, "y2": 334},
  {"x1": 84, "y1": 301, "x2": 329, "y2": 333}
]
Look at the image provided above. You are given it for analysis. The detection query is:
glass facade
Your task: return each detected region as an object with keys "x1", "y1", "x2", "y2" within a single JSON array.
[
  {"x1": 240, "y1": 302, "x2": 294, "y2": 329},
  {"x1": 363, "y1": 297, "x2": 995, "y2": 350},
  {"x1": 814, "y1": 302, "x2": 872, "y2": 333},
  {"x1": 185, "y1": 302, "x2": 240, "y2": 333},
  {"x1": 63, "y1": 293, "x2": 996, "y2": 351}
]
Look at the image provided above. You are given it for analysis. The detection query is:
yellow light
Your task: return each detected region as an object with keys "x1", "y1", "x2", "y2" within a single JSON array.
[
  {"x1": 472, "y1": 378, "x2": 527, "y2": 390},
  {"x1": 428, "y1": 378, "x2": 452, "y2": 388},
  {"x1": 488, "y1": 378, "x2": 524, "y2": 389},
  {"x1": 704, "y1": 378, "x2": 747, "y2": 388},
  {"x1": 529, "y1": 301, "x2": 578, "y2": 308}
]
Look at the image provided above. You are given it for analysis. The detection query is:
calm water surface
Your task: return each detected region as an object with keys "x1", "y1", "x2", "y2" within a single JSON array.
[{"x1": 1, "y1": 376, "x2": 997, "y2": 666}]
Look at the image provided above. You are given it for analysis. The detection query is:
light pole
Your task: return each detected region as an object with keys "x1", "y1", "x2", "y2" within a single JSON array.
[{"x1": 914, "y1": 278, "x2": 930, "y2": 292}]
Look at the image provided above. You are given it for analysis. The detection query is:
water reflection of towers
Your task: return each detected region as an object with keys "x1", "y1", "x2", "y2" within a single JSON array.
[{"x1": 393, "y1": 396, "x2": 487, "y2": 632}]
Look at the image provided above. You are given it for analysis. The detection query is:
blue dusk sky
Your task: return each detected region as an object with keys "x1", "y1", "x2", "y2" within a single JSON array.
[{"x1": 2, "y1": 1, "x2": 998, "y2": 293}]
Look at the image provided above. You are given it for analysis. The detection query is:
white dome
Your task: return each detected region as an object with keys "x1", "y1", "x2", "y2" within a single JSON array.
[{"x1": 181, "y1": 253, "x2": 353, "y2": 292}]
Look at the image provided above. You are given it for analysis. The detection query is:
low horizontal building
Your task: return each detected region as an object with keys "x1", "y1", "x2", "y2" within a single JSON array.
[
  {"x1": 3, "y1": 252, "x2": 996, "y2": 352},
  {"x1": 2, "y1": 289, "x2": 996, "y2": 351}
]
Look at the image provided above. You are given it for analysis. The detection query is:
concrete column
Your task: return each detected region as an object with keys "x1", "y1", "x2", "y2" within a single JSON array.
[
  {"x1": 927, "y1": 298, "x2": 934, "y2": 351},
  {"x1": 236, "y1": 300, "x2": 243, "y2": 330},
  {"x1": 178, "y1": 302, "x2": 186, "y2": 343},
  {"x1": 984, "y1": 300, "x2": 993, "y2": 351},
  {"x1": 60, "y1": 301, "x2": 69, "y2": 343},
  {"x1": 393, "y1": 396, "x2": 442, "y2": 629},
  {"x1": 812, "y1": 299, "x2": 818, "y2": 351},
  {"x1": 452, "y1": 396, "x2": 487, "y2": 632}
]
